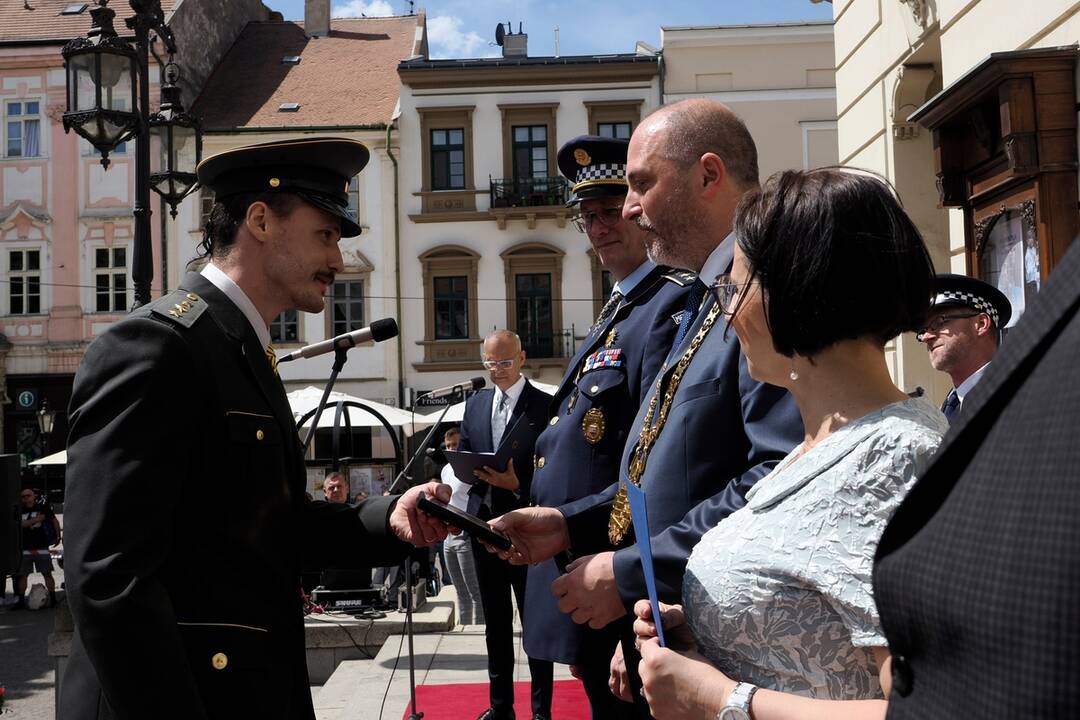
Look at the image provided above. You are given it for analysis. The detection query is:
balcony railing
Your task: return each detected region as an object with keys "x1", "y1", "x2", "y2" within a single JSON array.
[
  {"x1": 489, "y1": 176, "x2": 569, "y2": 209},
  {"x1": 521, "y1": 327, "x2": 576, "y2": 360}
]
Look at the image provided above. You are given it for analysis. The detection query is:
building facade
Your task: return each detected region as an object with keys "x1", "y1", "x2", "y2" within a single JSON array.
[
  {"x1": 0, "y1": 0, "x2": 269, "y2": 500},
  {"x1": 825, "y1": 0, "x2": 1078, "y2": 399},
  {"x1": 186, "y1": 9, "x2": 426, "y2": 414},
  {"x1": 395, "y1": 37, "x2": 662, "y2": 400},
  {"x1": 660, "y1": 22, "x2": 839, "y2": 179}
]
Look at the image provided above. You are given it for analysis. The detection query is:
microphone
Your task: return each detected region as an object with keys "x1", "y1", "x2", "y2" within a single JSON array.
[
  {"x1": 420, "y1": 377, "x2": 486, "y2": 400},
  {"x1": 276, "y1": 317, "x2": 399, "y2": 363}
]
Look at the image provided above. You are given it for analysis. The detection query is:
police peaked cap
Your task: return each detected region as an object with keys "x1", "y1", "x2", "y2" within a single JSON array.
[
  {"x1": 557, "y1": 135, "x2": 629, "y2": 206},
  {"x1": 930, "y1": 273, "x2": 1013, "y2": 329},
  {"x1": 196, "y1": 137, "x2": 369, "y2": 238}
]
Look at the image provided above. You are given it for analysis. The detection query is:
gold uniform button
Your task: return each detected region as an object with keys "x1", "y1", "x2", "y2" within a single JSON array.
[
  {"x1": 256, "y1": 429, "x2": 265, "y2": 441},
  {"x1": 211, "y1": 652, "x2": 228, "y2": 670},
  {"x1": 549, "y1": 416, "x2": 559, "y2": 426},
  {"x1": 590, "y1": 385, "x2": 600, "y2": 394},
  {"x1": 537, "y1": 457, "x2": 545, "y2": 469}
]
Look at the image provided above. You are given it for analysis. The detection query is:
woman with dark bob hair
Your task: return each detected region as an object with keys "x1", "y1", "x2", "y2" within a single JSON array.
[{"x1": 632, "y1": 168, "x2": 948, "y2": 720}]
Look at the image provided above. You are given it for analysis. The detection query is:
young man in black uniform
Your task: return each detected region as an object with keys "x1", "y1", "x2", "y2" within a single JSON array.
[
  {"x1": 61, "y1": 137, "x2": 451, "y2": 720},
  {"x1": 522, "y1": 135, "x2": 692, "y2": 719}
]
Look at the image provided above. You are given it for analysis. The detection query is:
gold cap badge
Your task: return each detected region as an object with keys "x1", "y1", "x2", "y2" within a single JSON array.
[
  {"x1": 574, "y1": 149, "x2": 592, "y2": 166},
  {"x1": 269, "y1": 177, "x2": 281, "y2": 188}
]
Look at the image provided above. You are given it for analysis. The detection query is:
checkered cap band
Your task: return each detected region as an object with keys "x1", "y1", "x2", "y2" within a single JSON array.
[
  {"x1": 574, "y1": 163, "x2": 626, "y2": 187},
  {"x1": 934, "y1": 290, "x2": 999, "y2": 326}
]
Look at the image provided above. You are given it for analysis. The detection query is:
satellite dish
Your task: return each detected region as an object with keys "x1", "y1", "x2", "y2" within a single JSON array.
[{"x1": 495, "y1": 22, "x2": 505, "y2": 46}]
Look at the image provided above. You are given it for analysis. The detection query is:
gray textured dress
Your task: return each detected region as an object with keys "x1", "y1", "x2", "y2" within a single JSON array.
[{"x1": 683, "y1": 396, "x2": 947, "y2": 699}]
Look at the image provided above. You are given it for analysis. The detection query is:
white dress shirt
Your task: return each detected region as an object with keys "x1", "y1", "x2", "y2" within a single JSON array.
[
  {"x1": 956, "y1": 362, "x2": 992, "y2": 407},
  {"x1": 491, "y1": 374, "x2": 527, "y2": 427},
  {"x1": 201, "y1": 263, "x2": 271, "y2": 349}
]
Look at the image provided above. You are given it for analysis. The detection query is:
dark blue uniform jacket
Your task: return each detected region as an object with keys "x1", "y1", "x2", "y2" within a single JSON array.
[
  {"x1": 524, "y1": 264, "x2": 692, "y2": 664},
  {"x1": 559, "y1": 238, "x2": 804, "y2": 609}
]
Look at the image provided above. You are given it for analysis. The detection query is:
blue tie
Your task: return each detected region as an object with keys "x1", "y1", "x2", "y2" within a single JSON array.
[
  {"x1": 941, "y1": 389, "x2": 961, "y2": 424},
  {"x1": 672, "y1": 279, "x2": 707, "y2": 352}
]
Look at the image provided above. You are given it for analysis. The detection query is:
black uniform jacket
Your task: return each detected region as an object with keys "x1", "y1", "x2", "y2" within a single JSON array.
[
  {"x1": 523, "y1": 265, "x2": 691, "y2": 664},
  {"x1": 61, "y1": 272, "x2": 410, "y2": 720},
  {"x1": 874, "y1": 239, "x2": 1080, "y2": 718},
  {"x1": 559, "y1": 237, "x2": 804, "y2": 608},
  {"x1": 458, "y1": 379, "x2": 552, "y2": 519}
]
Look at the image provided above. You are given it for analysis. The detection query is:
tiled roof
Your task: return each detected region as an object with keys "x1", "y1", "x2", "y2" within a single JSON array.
[
  {"x1": 193, "y1": 16, "x2": 420, "y2": 130},
  {"x1": 0, "y1": 0, "x2": 177, "y2": 44}
]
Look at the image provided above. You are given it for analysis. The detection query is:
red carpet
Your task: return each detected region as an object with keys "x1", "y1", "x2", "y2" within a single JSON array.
[{"x1": 403, "y1": 679, "x2": 589, "y2": 719}]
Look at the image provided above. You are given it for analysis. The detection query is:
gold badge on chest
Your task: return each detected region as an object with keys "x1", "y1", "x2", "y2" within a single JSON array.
[
  {"x1": 605, "y1": 328, "x2": 618, "y2": 348},
  {"x1": 582, "y1": 407, "x2": 606, "y2": 445}
]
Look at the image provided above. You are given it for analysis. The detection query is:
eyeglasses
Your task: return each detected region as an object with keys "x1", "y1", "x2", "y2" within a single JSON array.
[
  {"x1": 482, "y1": 358, "x2": 516, "y2": 370},
  {"x1": 709, "y1": 275, "x2": 758, "y2": 316},
  {"x1": 915, "y1": 313, "x2": 980, "y2": 341},
  {"x1": 572, "y1": 206, "x2": 624, "y2": 233}
]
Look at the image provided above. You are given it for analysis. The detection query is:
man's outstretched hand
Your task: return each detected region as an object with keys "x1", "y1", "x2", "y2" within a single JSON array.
[
  {"x1": 390, "y1": 481, "x2": 454, "y2": 546},
  {"x1": 489, "y1": 506, "x2": 571, "y2": 564}
]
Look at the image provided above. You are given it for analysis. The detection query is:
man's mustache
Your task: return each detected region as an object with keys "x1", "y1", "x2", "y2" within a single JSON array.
[{"x1": 634, "y1": 216, "x2": 657, "y2": 233}]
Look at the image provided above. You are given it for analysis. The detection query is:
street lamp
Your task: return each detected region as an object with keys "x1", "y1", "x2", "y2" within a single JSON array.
[
  {"x1": 61, "y1": 0, "x2": 202, "y2": 309},
  {"x1": 148, "y1": 61, "x2": 202, "y2": 219},
  {"x1": 36, "y1": 400, "x2": 55, "y2": 439},
  {"x1": 36, "y1": 400, "x2": 56, "y2": 501}
]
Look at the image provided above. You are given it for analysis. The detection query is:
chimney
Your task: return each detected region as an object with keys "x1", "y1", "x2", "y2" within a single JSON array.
[
  {"x1": 502, "y1": 22, "x2": 527, "y2": 58},
  {"x1": 305, "y1": 0, "x2": 330, "y2": 38}
]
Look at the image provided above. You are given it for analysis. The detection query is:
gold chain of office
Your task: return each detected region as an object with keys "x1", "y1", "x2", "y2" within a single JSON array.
[{"x1": 608, "y1": 300, "x2": 723, "y2": 545}]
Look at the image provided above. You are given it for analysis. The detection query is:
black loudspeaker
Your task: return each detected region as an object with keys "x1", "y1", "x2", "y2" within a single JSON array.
[{"x1": 0, "y1": 454, "x2": 22, "y2": 577}]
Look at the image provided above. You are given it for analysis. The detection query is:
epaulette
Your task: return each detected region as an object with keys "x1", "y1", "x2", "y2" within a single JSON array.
[
  {"x1": 662, "y1": 270, "x2": 698, "y2": 287},
  {"x1": 149, "y1": 289, "x2": 209, "y2": 329}
]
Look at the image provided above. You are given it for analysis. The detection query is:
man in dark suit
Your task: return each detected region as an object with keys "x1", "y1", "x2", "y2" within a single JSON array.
[
  {"x1": 873, "y1": 241, "x2": 1080, "y2": 717},
  {"x1": 459, "y1": 329, "x2": 554, "y2": 720},
  {"x1": 916, "y1": 273, "x2": 1012, "y2": 423},
  {"x1": 492, "y1": 99, "x2": 802, "y2": 715},
  {"x1": 523, "y1": 135, "x2": 692, "y2": 719},
  {"x1": 61, "y1": 138, "x2": 450, "y2": 720}
]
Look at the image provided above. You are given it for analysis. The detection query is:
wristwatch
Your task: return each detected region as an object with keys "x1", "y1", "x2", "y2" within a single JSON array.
[{"x1": 716, "y1": 682, "x2": 757, "y2": 720}]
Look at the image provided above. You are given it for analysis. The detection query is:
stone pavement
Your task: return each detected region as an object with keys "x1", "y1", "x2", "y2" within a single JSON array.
[
  {"x1": 0, "y1": 560, "x2": 65, "y2": 720},
  {"x1": 312, "y1": 585, "x2": 576, "y2": 720}
]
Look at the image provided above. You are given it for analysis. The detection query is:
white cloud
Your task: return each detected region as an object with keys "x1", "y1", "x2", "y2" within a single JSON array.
[
  {"x1": 427, "y1": 15, "x2": 501, "y2": 59},
  {"x1": 332, "y1": 0, "x2": 395, "y2": 17}
]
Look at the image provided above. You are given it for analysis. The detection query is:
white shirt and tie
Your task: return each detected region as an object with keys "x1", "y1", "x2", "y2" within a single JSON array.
[
  {"x1": 491, "y1": 374, "x2": 526, "y2": 447},
  {"x1": 943, "y1": 362, "x2": 992, "y2": 423}
]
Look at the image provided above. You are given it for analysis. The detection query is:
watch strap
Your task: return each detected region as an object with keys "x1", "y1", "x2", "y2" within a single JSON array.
[{"x1": 716, "y1": 682, "x2": 757, "y2": 720}]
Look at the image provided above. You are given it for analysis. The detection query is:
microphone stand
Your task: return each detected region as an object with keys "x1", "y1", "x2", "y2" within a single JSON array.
[
  {"x1": 301, "y1": 346, "x2": 350, "y2": 455},
  {"x1": 301, "y1": 345, "x2": 426, "y2": 719},
  {"x1": 387, "y1": 394, "x2": 456, "y2": 494}
]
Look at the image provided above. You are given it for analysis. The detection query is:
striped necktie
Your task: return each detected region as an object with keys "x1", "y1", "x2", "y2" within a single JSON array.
[
  {"x1": 265, "y1": 343, "x2": 279, "y2": 377},
  {"x1": 590, "y1": 291, "x2": 624, "y2": 335},
  {"x1": 941, "y1": 388, "x2": 960, "y2": 423},
  {"x1": 671, "y1": 279, "x2": 707, "y2": 351}
]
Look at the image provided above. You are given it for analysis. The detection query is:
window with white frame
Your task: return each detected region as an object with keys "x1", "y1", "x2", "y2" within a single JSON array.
[
  {"x1": 9, "y1": 248, "x2": 41, "y2": 315},
  {"x1": 346, "y1": 174, "x2": 360, "y2": 221},
  {"x1": 5, "y1": 100, "x2": 41, "y2": 158},
  {"x1": 199, "y1": 189, "x2": 215, "y2": 228},
  {"x1": 270, "y1": 310, "x2": 300, "y2": 344},
  {"x1": 329, "y1": 278, "x2": 364, "y2": 337},
  {"x1": 94, "y1": 247, "x2": 128, "y2": 313},
  {"x1": 597, "y1": 121, "x2": 632, "y2": 140}
]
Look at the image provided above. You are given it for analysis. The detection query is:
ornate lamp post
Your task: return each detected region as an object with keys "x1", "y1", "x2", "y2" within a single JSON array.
[
  {"x1": 36, "y1": 400, "x2": 56, "y2": 500},
  {"x1": 62, "y1": 0, "x2": 202, "y2": 309},
  {"x1": 149, "y1": 62, "x2": 202, "y2": 219}
]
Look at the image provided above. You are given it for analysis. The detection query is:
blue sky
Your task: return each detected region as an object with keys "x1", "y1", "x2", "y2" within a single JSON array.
[{"x1": 263, "y1": 1, "x2": 834, "y2": 58}]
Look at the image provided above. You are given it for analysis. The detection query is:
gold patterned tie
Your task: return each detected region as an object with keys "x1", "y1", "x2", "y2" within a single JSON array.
[
  {"x1": 265, "y1": 343, "x2": 279, "y2": 377},
  {"x1": 607, "y1": 301, "x2": 723, "y2": 545}
]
